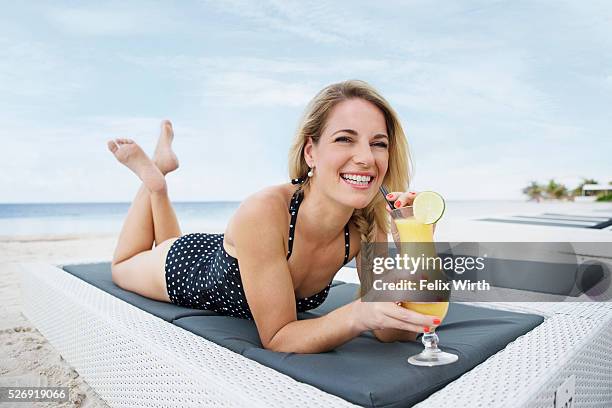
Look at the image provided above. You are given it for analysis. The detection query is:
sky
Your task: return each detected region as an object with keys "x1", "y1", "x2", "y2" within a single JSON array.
[{"x1": 1, "y1": 0, "x2": 611, "y2": 203}]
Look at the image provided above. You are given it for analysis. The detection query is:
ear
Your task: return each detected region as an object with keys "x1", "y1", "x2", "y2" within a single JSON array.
[{"x1": 303, "y1": 137, "x2": 315, "y2": 167}]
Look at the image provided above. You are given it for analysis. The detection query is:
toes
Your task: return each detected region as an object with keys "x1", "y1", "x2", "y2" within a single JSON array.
[{"x1": 107, "y1": 140, "x2": 118, "y2": 153}]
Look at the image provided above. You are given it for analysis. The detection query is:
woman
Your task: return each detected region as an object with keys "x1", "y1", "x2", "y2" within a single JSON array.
[{"x1": 107, "y1": 80, "x2": 440, "y2": 353}]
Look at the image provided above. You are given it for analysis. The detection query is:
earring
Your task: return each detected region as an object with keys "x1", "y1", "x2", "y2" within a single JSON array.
[{"x1": 307, "y1": 167, "x2": 314, "y2": 177}]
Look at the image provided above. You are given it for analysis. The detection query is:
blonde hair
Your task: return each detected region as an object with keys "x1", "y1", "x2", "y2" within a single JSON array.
[{"x1": 288, "y1": 80, "x2": 412, "y2": 293}]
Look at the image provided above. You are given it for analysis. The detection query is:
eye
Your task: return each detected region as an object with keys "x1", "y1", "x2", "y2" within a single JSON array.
[
  {"x1": 334, "y1": 136, "x2": 352, "y2": 143},
  {"x1": 372, "y1": 141, "x2": 388, "y2": 148}
]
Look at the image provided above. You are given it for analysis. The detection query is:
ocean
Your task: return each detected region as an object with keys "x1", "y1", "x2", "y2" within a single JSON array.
[
  {"x1": 0, "y1": 202, "x2": 240, "y2": 236},
  {"x1": 1, "y1": 200, "x2": 611, "y2": 237}
]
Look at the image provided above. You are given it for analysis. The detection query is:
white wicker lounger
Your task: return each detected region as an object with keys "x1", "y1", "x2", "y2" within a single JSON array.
[{"x1": 20, "y1": 262, "x2": 612, "y2": 407}]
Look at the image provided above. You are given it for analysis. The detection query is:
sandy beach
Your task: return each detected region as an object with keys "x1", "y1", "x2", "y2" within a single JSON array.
[{"x1": 1, "y1": 234, "x2": 116, "y2": 408}]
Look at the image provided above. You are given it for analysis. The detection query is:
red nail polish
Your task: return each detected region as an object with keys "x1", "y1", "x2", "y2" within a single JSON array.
[
  {"x1": 433, "y1": 318, "x2": 441, "y2": 325},
  {"x1": 423, "y1": 326, "x2": 430, "y2": 333},
  {"x1": 387, "y1": 193, "x2": 393, "y2": 198},
  {"x1": 394, "y1": 200, "x2": 401, "y2": 208}
]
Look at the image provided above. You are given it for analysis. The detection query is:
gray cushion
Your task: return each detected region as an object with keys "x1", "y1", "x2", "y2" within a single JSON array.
[
  {"x1": 63, "y1": 262, "x2": 544, "y2": 407},
  {"x1": 176, "y1": 284, "x2": 543, "y2": 407},
  {"x1": 62, "y1": 262, "x2": 217, "y2": 322},
  {"x1": 173, "y1": 283, "x2": 362, "y2": 353}
]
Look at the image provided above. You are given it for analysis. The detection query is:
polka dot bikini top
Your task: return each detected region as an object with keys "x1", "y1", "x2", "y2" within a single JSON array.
[{"x1": 218, "y1": 182, "x2": 351, "y2": 319}]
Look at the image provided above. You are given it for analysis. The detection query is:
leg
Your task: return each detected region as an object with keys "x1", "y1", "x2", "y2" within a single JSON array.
[
  {"x1": 111, "y1": 183, "x2": 179, "y2": 301},
  {"x1": 112, "y1": 183, "x2": 156, "y2": 265},
  {"x1": 111, "y1": 237, "x2": 177, "y2": 302},
  {"x1": 112, "y1": 183, "x2": 181, "y2": 264},
  {"x1": 150, "y1": 189, "x2": 181, "y2": 248},
  {"x1": 107, "y1": 121, "x2": 181, "y2": 300},
  {"x1": 150, "y1": 120, "x2": 182, "y2": 245},
  {"x1": 110, "y1": 121, "x2": 181, "y2": 263}
]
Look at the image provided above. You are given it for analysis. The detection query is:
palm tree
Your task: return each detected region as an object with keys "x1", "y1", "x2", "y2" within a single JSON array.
[
  {"x1": 522, "y1": 181, "x2": 543, "y2": 202},
  {"x1": 545, "y1": 179, "x2": 569, "y2": 200}
]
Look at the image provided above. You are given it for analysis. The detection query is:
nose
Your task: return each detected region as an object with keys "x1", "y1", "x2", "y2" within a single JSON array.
[{"x1": 353, "y1": 139, "x2": 376, "y2": 167}]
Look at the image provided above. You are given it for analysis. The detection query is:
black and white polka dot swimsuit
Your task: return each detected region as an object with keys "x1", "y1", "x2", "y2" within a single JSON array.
[{"x1": 164, "y1": 185, "x2": 351, "y2": 320}]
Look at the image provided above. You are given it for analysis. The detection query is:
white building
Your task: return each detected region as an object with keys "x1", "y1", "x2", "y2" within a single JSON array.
[{"x1": 576, "y1": 183, "x2": 612, "y2": 202}]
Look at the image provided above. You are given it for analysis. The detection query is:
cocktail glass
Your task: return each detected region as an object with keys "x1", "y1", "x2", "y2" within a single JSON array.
[{"x1": 390, "y1": 206, "x2": 458, "y2": 366}]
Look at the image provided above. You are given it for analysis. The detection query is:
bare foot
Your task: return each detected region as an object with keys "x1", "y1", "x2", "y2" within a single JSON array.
[
  {"x1": 153, "y1": 120, "x2": 179, "y2": 175},
  {"x1": 107, "y1": 139, "x2": 166, "y2": 193}
]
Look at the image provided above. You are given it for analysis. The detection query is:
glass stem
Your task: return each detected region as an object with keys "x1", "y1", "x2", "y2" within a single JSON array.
[{"x1": 422, "y1": 329, "x2": 441, "y2": 353}]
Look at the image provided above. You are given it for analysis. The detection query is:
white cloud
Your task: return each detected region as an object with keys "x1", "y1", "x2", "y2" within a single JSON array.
[
  {"x1": 122, "y1": 51, "x2": 551, "y2": 124},
  {"x1": 45, "y1": 4, "x2": 179, "y2": 36},
  {"x1": 122, "y1": 54, "x2": 395, "y2": 107},
  {"x1": 0, "y1": 37, "x2": 83, "y2": 102},
  {"x1": 199, "y1": 72, "x2": 317, "y2": 107},
  {"x1": 201, "y1": 0, "x2": 366, "y2": 44}
]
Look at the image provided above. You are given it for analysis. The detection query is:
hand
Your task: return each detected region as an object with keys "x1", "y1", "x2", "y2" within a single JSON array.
[
  {"x1": 372, "y1": 328, "x2": 418, "y2": 343},
  {"x1": 385, "y1": 190, "x2": 436, "y2": 235},
  {"x1": 384, "y1": 191, "x2": 417, "y2": 212},
  {"x1": 350, "y1": 300, "x2": 440, "y2": 334}
]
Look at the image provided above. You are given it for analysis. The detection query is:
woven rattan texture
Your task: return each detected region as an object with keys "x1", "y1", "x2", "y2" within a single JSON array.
[
  {"x1": 21, "y1": 263, "x2": 612, "y2": 408},
  {"x1": 414, "y1": 312, "x2": 612, "y2": 407},
  {"x1": 21, "y1": 263, "x2": 355, "y2": 407}
]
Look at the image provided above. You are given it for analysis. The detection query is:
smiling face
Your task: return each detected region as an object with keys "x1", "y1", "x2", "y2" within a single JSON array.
[{"x1": 304, "y1": 98, "x2": 390, "y2": 209}]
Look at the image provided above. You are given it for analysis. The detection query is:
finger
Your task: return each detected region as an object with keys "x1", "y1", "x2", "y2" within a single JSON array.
[
  {"x1": 106, "y1": 140, "x2": 118, "y2": 153},
  {"x1": 393, "y1": 191, "x2": 417, "y2": 208},
  {"x1": 385, "y1": 192, "x2": 400, "y2": 201},
  {"x1": 384, "y1": 315, "x2": 427, "y2": 333},
  {"x1": 386, "y1": 303, "x2": 440, "y2": 326}
]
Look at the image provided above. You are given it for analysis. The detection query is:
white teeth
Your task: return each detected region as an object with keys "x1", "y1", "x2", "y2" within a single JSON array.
[
  {"x1": 341, "y1": 173, "x2": 373, "y2": 185},
  {"x1": 341, "y1": 173, "x2": 372, "y2": 182},
  {"x1": 344, "y1": 178, "x2": 368, "y2": 185}
]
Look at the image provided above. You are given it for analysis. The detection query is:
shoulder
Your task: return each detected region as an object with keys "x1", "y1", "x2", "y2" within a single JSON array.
[
  {"x1": 225, "y1": 184, "x2": 293, "y2": 247},
  {"x1": 235, "y1": 184, "x2": 292, "y2": 222}
]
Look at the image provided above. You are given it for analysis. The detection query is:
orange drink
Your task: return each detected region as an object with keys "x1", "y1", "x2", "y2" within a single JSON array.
[
  {"x1": 401, "y1": 301, "x2": 449, "y2": 321},
  {"x1": 394, "y1": 217, "x2": 434, "y2": 243}
]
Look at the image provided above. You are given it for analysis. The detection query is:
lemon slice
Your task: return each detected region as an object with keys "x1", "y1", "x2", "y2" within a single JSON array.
[{"x1": 413, "y1": 191, "x2": 445, "y2": 224}]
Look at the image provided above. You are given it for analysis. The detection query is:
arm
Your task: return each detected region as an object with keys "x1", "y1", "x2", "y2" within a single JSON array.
[
  {"x1": 233, "y1": 193, "x2": 363, "y2": 353},
  {"x1": 266, "y1": 301, "x2": 363, "y2": 353}
]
